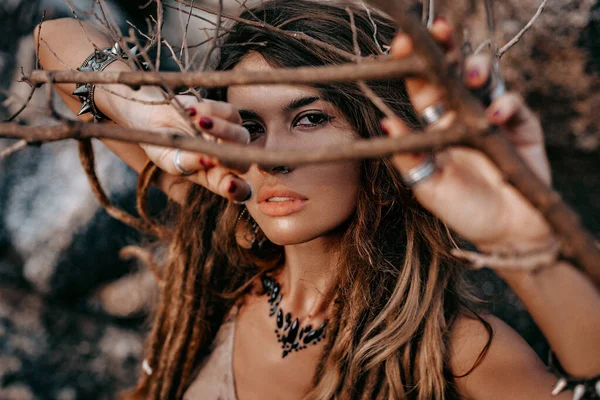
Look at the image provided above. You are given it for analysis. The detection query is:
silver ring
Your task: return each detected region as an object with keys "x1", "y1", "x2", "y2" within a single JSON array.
[
  {"x1": 401, "y1": 155, "x2": 437, "y2": 188},
  {"x1": 420, "y1": 102, "x2": 448, "y2": 126},
  {"x1": 233, "y1": 181, "x2": 254, "y2": 205},
  {"x1": 174, "y1": 149, "x2": 194, "y2": 176}
]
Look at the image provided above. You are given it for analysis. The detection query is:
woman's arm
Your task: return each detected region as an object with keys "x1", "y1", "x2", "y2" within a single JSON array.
[
  {"x1": 34, "y1": 18, "x2": 190, "y2": 199},
  {"x1": 386, "y1": 19, "x2": 599, "y2": 398},
  {"x1": 34, "y1": 18, "x2": 252, "y2": 203}
]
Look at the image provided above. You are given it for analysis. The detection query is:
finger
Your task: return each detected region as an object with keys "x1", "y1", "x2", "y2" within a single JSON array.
[
  {"x1": 464, "y1": 54, "x2": 491, "y2": 89},
  {"x1": 186, "y1": 100, "x2": 242, "y2": 125},
  {"x1": 146, "y1": 147, "x2": 214, "y2": 177},
  {"x1": 389, "y1": 19, "x2": 453, "y2": 58},
  {"x1": 188, "y1": 115, "x2": 251, "y2": 144},
  {"x1": 429, "y1": 18, "x2": 454, "y2": 50},
  {"x1": 487, "y1": 92, "x2": 542, "y2": 144},
  {"x1": 193, "y1": 167, "x2": 252, "y2": 203},
  {"x1": 381, "y1": 117, "x2": 429, "y2": 173},
  {"x1": 390, "y1": 26, "x2": 456, "y2": 128}
]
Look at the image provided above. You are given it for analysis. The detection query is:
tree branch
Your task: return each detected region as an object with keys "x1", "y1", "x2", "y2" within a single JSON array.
[
  {"x1": 497, "y1": 0, "x2": 549, "y2": 59},
  {"x1": 26, "y1": 55, "x2": 427, "y2": 88},
  {"x1": 0, "y1": 120, "x2": 471, "y2": 165}
]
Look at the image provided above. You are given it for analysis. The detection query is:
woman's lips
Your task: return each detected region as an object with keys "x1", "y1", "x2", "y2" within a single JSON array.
[
  {"x1": 257, "y1": 188, "x2": 309, "y2": 217},
  {"x1": 258, "y1": 198, "x2": 308, "y2": 217}
]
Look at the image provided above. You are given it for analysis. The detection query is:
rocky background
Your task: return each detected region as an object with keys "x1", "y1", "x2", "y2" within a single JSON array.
[{"x1": 0, "y1": 0, "x2": 598, "y2": 398}]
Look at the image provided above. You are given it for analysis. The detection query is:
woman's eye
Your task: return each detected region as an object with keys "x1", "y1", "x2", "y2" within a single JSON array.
[
  {"x1": 295, "y1": 112, "x2": 330, "y2": 128},
  {"x1": 242, "y1": 122, "x2": 265, "y2": 141}
]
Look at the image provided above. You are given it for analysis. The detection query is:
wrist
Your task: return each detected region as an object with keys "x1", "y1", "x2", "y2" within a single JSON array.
[{"x1": 94, "y1": 61, "x2": 167, "y2": 130}]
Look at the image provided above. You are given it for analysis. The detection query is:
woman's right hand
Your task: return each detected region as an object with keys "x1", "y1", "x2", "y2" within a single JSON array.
[{"x1": 140, "y1": 96, "x2": 253, "y2": 203}]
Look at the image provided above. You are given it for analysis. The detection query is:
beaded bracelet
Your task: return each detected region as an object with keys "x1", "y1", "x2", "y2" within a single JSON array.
[
  {"x1": 450, "y1": 238, "x2": 562, "y2": 272},
  {"x1": 549, "y1": 351, "x2": 600, "y2": 399}
]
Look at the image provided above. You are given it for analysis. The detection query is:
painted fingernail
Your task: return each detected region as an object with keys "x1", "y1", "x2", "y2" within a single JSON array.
[
  {"x1": 228, "y1": 181, "x2": 237, "y2": 194},
  {"x1": 199, "y1": 158, "x2": 215, "y2": 169},
  {"x1": 380, "y1": 119, "x2": 390, "y2": 135},
  {"x1": 199, "y1": 117, "x2": 214, "y2": 130},
  {"x1": 468, "y1": 69, "x2": 481, "y2": 80},
  {"x1": 492, "y1": 109, "x2": 501, "y2": 119},
  {"x1": 185, "y1": 107, "x2": 197, "y2": 117}
]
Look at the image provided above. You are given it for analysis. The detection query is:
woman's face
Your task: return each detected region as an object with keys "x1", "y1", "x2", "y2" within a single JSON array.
[{"x1": 229, "y1": 53, "x2": 361, "y2": 246}]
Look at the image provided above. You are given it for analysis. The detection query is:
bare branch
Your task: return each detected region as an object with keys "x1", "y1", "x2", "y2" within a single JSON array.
[
  {"x1": 155, "y1": 0, "x2": 163, "y2": 71},
  {"x1": 199, "y1": 0, "x2": 223, "y2": 71},
  {"x1": 497, "y1": 0, "x2": 548, "y2": 59},
  {"x1": 171, "y1": 0, "x2": 358, "y2": 62},
  {"x1": 180, "y1": 0, "x2": 195, "y2": 62},
  {"x1": 4, "y1": 85, "x2": 37, "y2": 122},
  {"x1": 0, "y1": 120, "x2": 472, "y2": 165},
  {"x1": 27, "y1": 55, "x2": 428, "y2": 88},
  {"x1": 348, "y1": 7, "x2": 395, "y2": 118},
  {"x1": 0, "y1": 140, "x2": 28, "y2": 160},
  {"x1": 63, "y1": 0, "x2": 97, "y2": 48}
]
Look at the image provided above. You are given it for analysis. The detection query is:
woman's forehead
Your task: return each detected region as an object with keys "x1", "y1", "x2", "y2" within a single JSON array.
[{"x1": 227, "y1": 53, "x2": 323, "y2": 110}]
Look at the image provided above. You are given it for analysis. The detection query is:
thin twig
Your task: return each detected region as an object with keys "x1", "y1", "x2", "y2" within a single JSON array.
[
  {"x1": 155, "y1": 0, "x2": 163, "y2": 71},
  {"x1": 199, "y1": 0, "x2": 223, "y2": 71},
  {"x1": 171, "y1": 0, "x2": 359, "y2": 62},
  {"x1": 362, "y1": 1, "x2": 385, "y2": 55},
  {"x1": 63, "y1": 0, "x2": 97, "y2": 48},
  {"x1": 497, "y1": 0, "x2": 548, "y2": 59},
  {"x1": 348, "y1": 8, "x2": 395, "y2": 118},
  {"x1": 179, "y1": 0, "x2": 195, "y2": 62},
  {"x1": 0, "y1": 140, "x2": 28, "y2": 160},
  {"x1": 474, "y1": 39, "x2": 491, "y2": 56},
  {"x1": 4, "y1": 85, "x2": 37, "y2": 122}
]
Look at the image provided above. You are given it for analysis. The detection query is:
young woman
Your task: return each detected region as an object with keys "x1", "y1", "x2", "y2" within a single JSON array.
[{"x1": 35, "y1": 1, "x2": 599, "y2": 399}]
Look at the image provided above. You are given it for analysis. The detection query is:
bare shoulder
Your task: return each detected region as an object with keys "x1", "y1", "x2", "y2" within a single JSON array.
[{"x1": 448, "y1": 313, "x2": 571, "y2": 400}]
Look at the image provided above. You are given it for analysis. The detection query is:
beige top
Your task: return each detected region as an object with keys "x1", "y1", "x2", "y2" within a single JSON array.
[{"x1": 183, "y1": 306, "x2": 239, "y2": 400}]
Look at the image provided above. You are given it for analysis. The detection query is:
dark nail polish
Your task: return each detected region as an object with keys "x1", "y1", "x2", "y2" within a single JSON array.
[
  {"x1": 380, "y1": 120, "x2": 389, "y2": 135},
  {"x1": 199, "y1": 117, "x2": 214, "y2": 130},
  {"x1": 185, "y1": 107, "x2": 197, "y2": 117},
  {"x1": 200, "y1": 158, "x2": 215, "y2": 169},
  {"x1": 468, "y1": 69, "x2": 481, "y2": 80},
  {"x1": 228, "y1": 181, "x2": 237, "y2": 194}
]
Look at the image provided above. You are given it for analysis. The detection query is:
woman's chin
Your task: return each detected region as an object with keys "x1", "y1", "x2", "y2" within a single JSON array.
[{"x1": 262, "y1": 228, "x2": 321, "y2": 247}]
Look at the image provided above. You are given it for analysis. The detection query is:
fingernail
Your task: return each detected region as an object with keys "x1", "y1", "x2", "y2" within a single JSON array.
[
  {"x1": 468, "y1": 69, "x2": 481, "y2": 80},
  {"x1": 434, "y1": 17, "x2": 447, "y2": 24},
  {"x1": 492, "y1": 109, "x2": 501, "y2": 119},
  {"x1": 228, "y1": 181, "x2": 237, "y2": 194},
  {"x1": 199, "y1": 117, "x2": 214, "y2": 130},
  {"x1": 199, "y1": 158, "x2": 215, "y2": 169},
  {"x1": 185, "y1": 107, "x2": 197, "y2": 117},
  {"x1": 380, "y1": 119, "x2": 390, "y2": 135}
]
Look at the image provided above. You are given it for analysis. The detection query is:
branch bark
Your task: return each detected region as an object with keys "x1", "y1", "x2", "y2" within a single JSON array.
[
  {"x1": 26, "y1": 55, "x2": 427, "y2": 88},
  {"x1": 0, "y1": 121, "x2": 471, "y2": 165}
]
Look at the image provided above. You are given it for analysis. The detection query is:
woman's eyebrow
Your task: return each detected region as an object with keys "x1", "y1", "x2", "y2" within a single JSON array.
[
  {"x1": 239, "y1": 109, "x2": 261, "y2": 120},
  {"x1": 283, "y1": 96, "x2": 320, "y2": 112}
]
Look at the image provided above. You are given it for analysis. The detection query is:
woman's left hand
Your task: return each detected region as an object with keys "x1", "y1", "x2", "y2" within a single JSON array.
[{"x1": 383, "y1": 20, "x2": 555, "y2": 252}]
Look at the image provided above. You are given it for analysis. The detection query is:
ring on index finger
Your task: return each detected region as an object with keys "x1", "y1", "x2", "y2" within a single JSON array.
[
  {"x1": 173, "y1": 149, "x2": 195, "y2": 176},
  {"x1": 420, "y1": 102, "x2": 448, "y2": 127}
]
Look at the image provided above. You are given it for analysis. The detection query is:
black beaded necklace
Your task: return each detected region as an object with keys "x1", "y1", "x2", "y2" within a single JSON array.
[{"x1": 261, "y1": 275, "x2": 329, "y2": 358}]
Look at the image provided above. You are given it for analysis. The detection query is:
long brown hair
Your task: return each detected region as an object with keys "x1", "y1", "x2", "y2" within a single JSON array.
[{"x1": 121, "y1": 1, "x2": 491, "y2": 399}]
